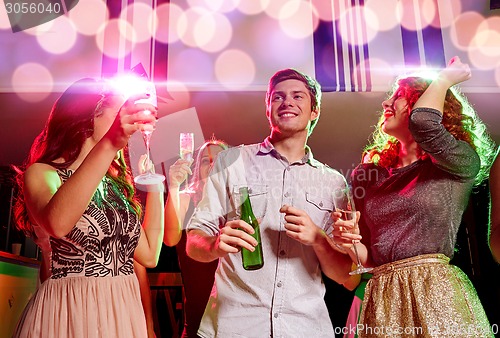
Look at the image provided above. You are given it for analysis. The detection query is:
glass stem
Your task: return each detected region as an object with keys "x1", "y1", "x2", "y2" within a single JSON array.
[
  {"x1": 352, "y1": 241, "x2": 363, "y2": 267},
  {"x1": 143, "y1": 132, "x2": 152, "y2": 174}
]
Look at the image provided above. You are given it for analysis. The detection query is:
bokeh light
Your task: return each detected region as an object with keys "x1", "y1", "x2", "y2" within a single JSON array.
[
  {"x1": 177, "y1": 7, "x2": 212, "y2": 48},
  {"x1": 23, "y1": 17, "x2": 54, "y2": 36},
  {"x1": 0, "y1": 0, "x2": 12, "y2": 30},
  {"x1": 121, "y1": 3, "x2": 155, "y2": 44},
  {"x1": 311, "y1": 0, "x2": 335, "y2": 22},
  {"x1": 450, "y1": 11, "x2": 484, "y2": 51},
  {"x1": 419, "y1": 0, "x2": 437, "y2": 28},
  {"x1": 468, "y1": 18, "x2": 500, "y2": 71},
  {"x1": 96, "y1": 18, "x2": 135, "y2": 59},
  {"x1": 68, "y1": 0, "x2": 109, "y2": 36},
  {"x1": 36, "y1": 16, "x2": 77, "y2": 55},
  {"x1": 153, "y1": 3, "x2": 184, "y2": 44},
  {"x1": 338, "y1": 6, "x2": 378, "y2": 46},
  {"x1": 430, "y1": 0, "x2": 462, "y2": 28},
  {"x1": 236, "y1": 0, "x2": 270, "y2": 15},
  {"x1": 475, "y1": 17, "x2": 500, "y2": 57},
  {"x1": 396, "y1": 0, "x2": 436, "y2": 31},
  {"x1": 12, "y1": 62, "x2": 53, "y2": 101},
  {"x1": 250, "y1": 18, "x2": 313, "y2": 70},
  {"x1": 364, "y1": 0, "x2": 399, "y2": 32},
  {"x1": 187, "y1": 0, "x2": 239, "y2": 13},
  {"x1": 215, "y1": 49, "x2": 256, "y2": 90},
  {"x1": 265, "y1": 0, "x2": 299, "y2": 20},
  {"x1": 195, "y1": 12, "x2": 232, "y2": 53},
  {"x1": 279, "y1": 0, "x2": 318, "y2": 39}
]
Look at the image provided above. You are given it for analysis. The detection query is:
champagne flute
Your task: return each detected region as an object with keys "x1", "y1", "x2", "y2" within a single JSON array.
[
  {"x1": 133, "y1": 81, "x2": 165, "y2": 185},
  {"x1": 333, "y1": 186, "x2": 373, "y2": 275},
  {"x1": 179, "y1": 132, "x2": 194, "y2": 192}
]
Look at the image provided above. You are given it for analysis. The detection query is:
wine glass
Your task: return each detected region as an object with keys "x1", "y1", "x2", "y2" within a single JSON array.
[
  {"x1": 333, "y1": 186, "x2": 373, "y2": 275},
  {"x1": 179, "y1": 132, "x2": 194, "y2": 192},
  {"x1": 133, "y1": 81, "x2": 165, "y2": 186}
]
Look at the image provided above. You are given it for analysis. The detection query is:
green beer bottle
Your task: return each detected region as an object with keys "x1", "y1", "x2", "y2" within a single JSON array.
[{"x1": 239, "y1": 187, "x2": 264, "y2": 270}]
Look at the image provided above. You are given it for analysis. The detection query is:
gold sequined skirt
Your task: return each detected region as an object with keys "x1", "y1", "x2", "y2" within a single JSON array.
[{"x1": 358, "y1": 254, "x2": 493, "y2": 337}]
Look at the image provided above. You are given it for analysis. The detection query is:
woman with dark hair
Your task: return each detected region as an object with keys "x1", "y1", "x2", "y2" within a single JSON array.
[
  {"x1": 333, "y1": 57, "x2": 495, "y2": 337},
  {"x1": 12, "y1": 78, "x2": 164, "y2": 337},
  {"x1": 164, "y1": 138, "x2": 228, "y2": 337}
]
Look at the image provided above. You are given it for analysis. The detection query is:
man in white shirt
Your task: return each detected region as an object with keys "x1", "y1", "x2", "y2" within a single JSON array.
[{"x1": 187, "y1": 69, "x2": 353, "y2": 337}]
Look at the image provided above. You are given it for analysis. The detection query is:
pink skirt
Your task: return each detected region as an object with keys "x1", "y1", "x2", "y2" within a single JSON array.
[{"x1": 13, "y1": 274, "x2": 147, "y2": 338}]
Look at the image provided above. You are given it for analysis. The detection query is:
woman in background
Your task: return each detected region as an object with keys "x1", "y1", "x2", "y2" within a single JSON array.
[
  {"x1": 12, "y1": 78, "x2": 164, "y2": 337},
  {"x1": 135, "y1": 138, "x2": 228, "y2": 337},
  {"x1": 167, "y1": 138, "x2": 228, "y2": 337},
  {"x1": 334, "y1": 57, "x2": 495, "y2": 337}
]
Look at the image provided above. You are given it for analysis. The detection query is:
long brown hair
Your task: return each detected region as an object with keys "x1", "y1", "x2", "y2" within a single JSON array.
[{"x1": 13, "y1": 78, "x2": 142, "y2": 237}]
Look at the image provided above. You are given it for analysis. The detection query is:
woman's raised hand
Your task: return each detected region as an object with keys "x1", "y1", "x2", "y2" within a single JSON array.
[
  {"x1": 168, "y1": 158, "x2": 193, "y2": 189},
  {"x1": 440, "y1": 56, "x2": 472, "y2": 88},
  {"x1": 106, "y1": 94, "x2": 157, "y2": 150}
]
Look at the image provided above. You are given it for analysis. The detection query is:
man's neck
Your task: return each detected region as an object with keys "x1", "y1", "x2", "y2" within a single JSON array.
[{"x1": 269, "y1": 131, "x2": 308, "y2": 163}]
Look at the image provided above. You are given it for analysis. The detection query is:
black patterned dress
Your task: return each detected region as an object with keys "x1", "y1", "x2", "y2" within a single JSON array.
[{"x1": 14, "y1": 169, "x2": 147, "y2": 338}]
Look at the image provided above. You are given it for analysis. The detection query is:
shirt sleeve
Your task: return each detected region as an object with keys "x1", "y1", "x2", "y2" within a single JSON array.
[
  {"x1": 409, "y1": 107, "x2": 480, "y2": 180},
  {"x1": 186, "y1": 150, "x2": 232, "y2": 236}
]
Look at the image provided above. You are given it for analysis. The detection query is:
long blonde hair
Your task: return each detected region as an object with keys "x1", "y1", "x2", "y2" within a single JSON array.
[{"x1": 187, "y1": 138, "x2": 229, "y2": 206}]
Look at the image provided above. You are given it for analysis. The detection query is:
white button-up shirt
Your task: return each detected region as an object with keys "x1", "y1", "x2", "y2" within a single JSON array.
[{"x1": 188, "y1": 138, "x2": 346, "y2": 338}]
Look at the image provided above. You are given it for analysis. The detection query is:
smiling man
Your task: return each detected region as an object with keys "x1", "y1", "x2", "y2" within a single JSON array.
[{"x1": 186, "y1": 69, "x2": 353, "y2": 338}]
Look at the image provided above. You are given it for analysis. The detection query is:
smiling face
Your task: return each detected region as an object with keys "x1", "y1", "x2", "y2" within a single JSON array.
[
  {"x1": 199, "y1": 144, "x2": 225, "y2": 182},
  {"x1": 266, "y1": 79, "x2": 318, "y2": 138},
  {"x1": 381, "y1": 89, "x2": 413, "y2": 141}
]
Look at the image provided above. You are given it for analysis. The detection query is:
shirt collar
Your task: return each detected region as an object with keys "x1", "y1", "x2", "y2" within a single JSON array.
[{"x1": 258, "y1": 137, "x2": 320, "y2": 168}]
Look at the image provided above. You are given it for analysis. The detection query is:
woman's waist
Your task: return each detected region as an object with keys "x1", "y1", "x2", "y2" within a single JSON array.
[
  {"x1": 50, "y1": 257, "x2": 136, "y2": 279},
  {"x1": 371, "y1": 253, "x2": 450, "y2": 277}
]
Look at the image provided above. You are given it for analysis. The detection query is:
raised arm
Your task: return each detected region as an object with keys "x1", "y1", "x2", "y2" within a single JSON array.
[
  {"x1": 163, "y1": 159, "x2": 192, "y2": 247},
  {"x1": 412, "y1": 56, "x2": 471, "y2": 112},
  {"x1": 24, "y1": 98, "x2": 156, "y2": 239},
  {"x1": 409, "y1": 57, "x2": 479, "y2": 179}
]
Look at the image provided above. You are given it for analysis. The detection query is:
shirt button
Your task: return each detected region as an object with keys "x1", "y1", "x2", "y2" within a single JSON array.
[
  {"x1": 286, "y1": 167, "x2": 291, "y2": 171},
  {"x1": 279, "y1": 250, "x2": 286, "y2": 256},
  {"x1": 274, "y1": 313, "x2": 279, "y2": 318},
  {"x1": 277, "y1": 282, "x2": 282, "y2": 287},
  {"x1": 284, "y1": 192, "x2": 290, "y2": 198}
]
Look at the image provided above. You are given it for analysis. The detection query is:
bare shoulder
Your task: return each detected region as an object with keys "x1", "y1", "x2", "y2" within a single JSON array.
[{"x1": 24, "y1": 163, "x2": 62, "y2": 193}]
